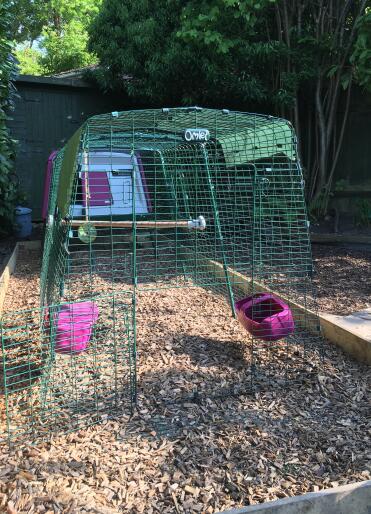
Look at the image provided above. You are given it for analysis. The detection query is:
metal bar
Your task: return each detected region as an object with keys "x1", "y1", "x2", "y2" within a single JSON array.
[
  {"x1": 200, "y1": 144, "x2": 236, "y2": 317},
  {"x1": 130, "y1": 133, "x2": 138, "y2": 407},
  {"x1": 66, "y1": 220, "x2": 191, "y2": 229}
]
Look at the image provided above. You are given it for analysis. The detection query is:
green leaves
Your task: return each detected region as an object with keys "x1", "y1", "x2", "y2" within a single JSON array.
[
  {"x1": 89, "y1": 0, "x2": 282, "y2": 105},
  {"x1": 0, "y1": 1, "x2": 19, "y2": 235},
  {"x1": 351, "y1": 10, "x2": 371, "y2": 91},
  {"x1": 13, "y1": 0, "x2": 103, "y2": 75},
  {"x1": 41, "y1": 17, "x2": 99, "y2": 75},
  {"x1": 15, "y1": 47, "x2": 44, "y2": 75},
  {"x1": 178, "y1": 0, "x2": 272, "y2": 53},
  {"x1": 88, "y1": 0, "x2": 370, "y2": 215},
  {"x1": 341, "y1": 73, "x2": 351, "y2": 91},
  {"x1": 327, "y1": 65, "x2": 339, "y2": 79}
]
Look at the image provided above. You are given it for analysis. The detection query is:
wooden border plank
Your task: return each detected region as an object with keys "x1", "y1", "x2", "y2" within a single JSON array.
[
  {"x1": 0, "y1": 244, "x2": 19, "y2": 315},
  {"x1": 311, "y1": 233, "x2": 371, "y2": 244},
  {"x1": 320, "y1": 314, "x2": 371, "y2": 364},
  {"x1": 221, "y1": 480, "x2": 371, "y2": 514}
]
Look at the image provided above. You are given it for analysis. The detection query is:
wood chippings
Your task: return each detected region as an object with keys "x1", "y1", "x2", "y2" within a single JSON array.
[
  {"x1": 312, "y1": 244, "x2": 371, "y2": 315},
  {"x1": 2, "y1": 248, "x2": 41, "y2": 312},
  {"x1": 0, "y1": 246, "x2": 370, "y2": 513}
]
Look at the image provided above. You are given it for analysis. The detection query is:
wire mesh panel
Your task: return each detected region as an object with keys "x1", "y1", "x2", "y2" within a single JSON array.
[
  {"x1": 38, "y1": 106, "x2": 322, "y2": 416},
  {"x1": 1, "y1": 292, "x2": 135, "y2": 444}
]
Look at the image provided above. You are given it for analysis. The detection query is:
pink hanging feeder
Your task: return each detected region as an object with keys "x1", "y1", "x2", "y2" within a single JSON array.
[
  {"x1": 54, "y1": 301, "x2": 99, "y2": 355},
  {"x1": 235, "y1": 293, "x2": 294, "y2": 342}
]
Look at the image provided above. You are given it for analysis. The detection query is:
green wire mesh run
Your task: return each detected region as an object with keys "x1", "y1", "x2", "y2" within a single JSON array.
[
  {"x1": 29, "y1": 106, "x2": 323, "y2": 437},
  {"x1": 1, "y1": 292, "x2": 135, "y2": 444}
]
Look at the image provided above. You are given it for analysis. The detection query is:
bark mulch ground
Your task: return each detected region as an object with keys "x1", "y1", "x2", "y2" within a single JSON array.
[
  {"x1": 312, "y1": 244, "x2": 371, "y2": 315},
  {"x1": 0, "y1": 247, "x2": 369, "y2": 513}
]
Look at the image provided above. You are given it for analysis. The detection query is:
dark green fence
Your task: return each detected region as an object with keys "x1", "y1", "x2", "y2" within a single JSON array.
[{"x1": 7, "y1": 75, "x2": 128, "y2": 220}]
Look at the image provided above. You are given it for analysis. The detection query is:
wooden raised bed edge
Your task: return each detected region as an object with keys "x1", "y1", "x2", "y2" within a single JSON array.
[
  {"x1": 220, "y1": 479, "x2": 371, "y2": 514},
  {"x1": 311, "y1": 233, "x2": 371, "y2": 245}
]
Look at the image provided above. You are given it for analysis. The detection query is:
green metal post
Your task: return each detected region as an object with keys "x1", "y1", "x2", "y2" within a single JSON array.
[
  {"x1": 1, "y1": 321, "x2": 11, "y2": 446},
  {"x1": 201, "y1": 145, "x2": 236, "y2": 317},
  {"x1": 130, "y1": 138, "x2": 137, "y2": 407}
]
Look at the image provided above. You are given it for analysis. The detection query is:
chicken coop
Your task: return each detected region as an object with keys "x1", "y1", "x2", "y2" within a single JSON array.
[{"x1": 1, "y1": 107, "x2": 322, "y2": 442}]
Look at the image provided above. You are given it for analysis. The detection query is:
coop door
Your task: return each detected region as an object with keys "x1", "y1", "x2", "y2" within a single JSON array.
[
  {"x1": 253, "y1": 165, "x2": 311, "y2": 276},
  {"x1": 82, "y1": 171, "x2": 112, "y2": 207},
  {"x1": 0, "y1": 293, "x2": 137, "y2": 443}
]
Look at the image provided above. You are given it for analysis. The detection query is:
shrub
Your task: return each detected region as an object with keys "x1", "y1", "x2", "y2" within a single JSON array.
[{"x1": 0, "y1": 1, "x2": 18, "y2": 236}]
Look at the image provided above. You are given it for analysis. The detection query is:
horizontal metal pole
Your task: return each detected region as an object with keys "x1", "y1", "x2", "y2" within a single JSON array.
[{"x1": 67, "y1": 219, "x2": 190, "y2": 229}]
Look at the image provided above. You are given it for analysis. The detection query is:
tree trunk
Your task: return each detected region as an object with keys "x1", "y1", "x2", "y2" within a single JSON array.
[{"x1": 314, "y1": 77, "x2": 327, "y2": 200}]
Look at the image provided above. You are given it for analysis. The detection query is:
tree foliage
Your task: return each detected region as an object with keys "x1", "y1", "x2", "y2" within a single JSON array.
[
  {"x1": 351, "y1": 8, "x2": 371, "y2": 92},
  {"x1": 178, "y1": 0, "x2": 370, "y2": 209},
  {"x1": 0, "y1": 0, "x2": 19, "y2": 235},
  {"x1": 41, "y1": 18, "x2": 97, "y2": 74},
  {"x1": 89, "y1": 0, "x2": 211, "y2": 105},
  {"x1": 10, "y1": 0, "x2": 49, "y2": 45},
  {"x1": 15, "y1": 46, "x2": 44, "y2": 75},
  {"x1": 90, "y1": 0, "x2": 370, "y2": 213},
  {"x1": 89, "y1": 0, "x2": 276, "y2": 107},
  {"x1": 12, "y1": 0, "x2": 102, "y2": 75}
]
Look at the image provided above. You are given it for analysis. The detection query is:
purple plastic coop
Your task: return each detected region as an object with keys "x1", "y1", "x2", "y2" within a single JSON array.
[{"x1": 42, "y1": 150, "x2": 152, "y2": 219}]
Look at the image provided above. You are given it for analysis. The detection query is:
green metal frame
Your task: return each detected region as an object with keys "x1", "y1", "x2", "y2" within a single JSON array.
[
  {"x1": 1, "y1": 107, "x2": 322, "y2": 443},
  {"x1": 1, "y1": 292, "x2": 135, "y2": 444}
]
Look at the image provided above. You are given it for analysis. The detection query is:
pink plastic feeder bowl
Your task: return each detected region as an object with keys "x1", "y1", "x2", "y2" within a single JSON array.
[
  {"x1": 55, "y1": 302, "x2": 99, "y2": 355},
  {"x1": 235, "y1": 293, "x2": 294, "y2": 342}
]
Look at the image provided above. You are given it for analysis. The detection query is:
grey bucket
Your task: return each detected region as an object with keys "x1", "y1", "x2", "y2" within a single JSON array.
[{"x1": 15, "y1": 206, "x2": 32, "y2": 238}]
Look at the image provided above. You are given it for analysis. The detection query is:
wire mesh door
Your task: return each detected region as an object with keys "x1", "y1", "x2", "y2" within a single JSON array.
[
  {"x1": 1, "y1": 291, "x2": 135, "y2": 444},
  {"x1": 248, "y1": 164, "x2": 322, "y2": 361}
]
